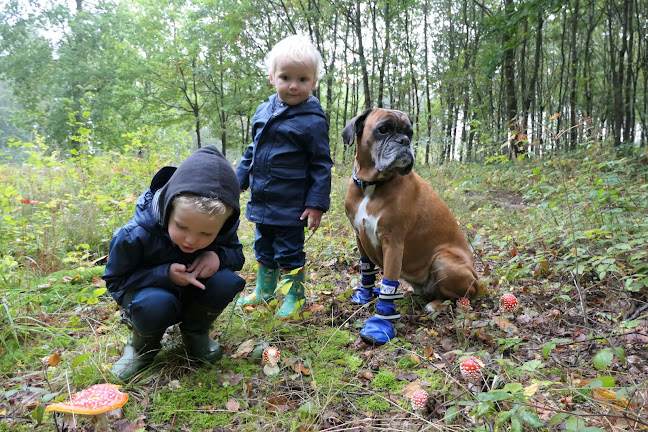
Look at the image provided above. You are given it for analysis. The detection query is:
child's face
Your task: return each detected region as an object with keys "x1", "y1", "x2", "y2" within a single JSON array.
[
  {"x1": 269, "y1": 55, "x2": 317, "y2": 106},
  {"x1": 167, "y1": 204, "x2": 229, "y2": 253}
]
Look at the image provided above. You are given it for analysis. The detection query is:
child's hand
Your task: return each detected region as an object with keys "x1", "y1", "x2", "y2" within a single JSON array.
[
  {"x1": 187, "y1": 251, "x2": 221, "y2": 279},
  {"x1": 301, "y1": 207, "x2": 323, "y2": 232},
  {"x1": 169, "y1": 263, "x2": 206, "y2": 290}
]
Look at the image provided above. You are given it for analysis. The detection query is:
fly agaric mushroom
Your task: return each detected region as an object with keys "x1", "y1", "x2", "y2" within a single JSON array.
[
  {"x1": 262, "y1": 346, "x2": 280, "y2": 376},
  {"x1": 45, "y1": 383, "x2": 128, "y2": 431},
  {"x1": 499, "y1": 294, "x2": 519, "y2": 313},
  {"x1": 410, "y1": 389, "x2": 428, "y2": 412},
  {"x1": 460, "y1": 357, "x2": 485, "y2": 381},
  {"x1": 457, "y1": 298, "x2": 470, "y2": 308}
]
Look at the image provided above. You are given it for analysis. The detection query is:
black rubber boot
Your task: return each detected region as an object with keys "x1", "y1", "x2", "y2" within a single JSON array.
[
  {"x1": 111, "y1": 328, "x2": 164, "y2": 381},
  {"x1": 179, "y1": 305, "x2": 224, "y2": 363}
]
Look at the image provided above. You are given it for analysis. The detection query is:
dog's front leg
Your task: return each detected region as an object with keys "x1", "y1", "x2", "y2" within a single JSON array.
[
  {"x1": 359, "y1": 239, "x2": 404, "y2": 346},
  {"x1": 351, "y1": 238, "x2": 381, "y2": 304}
]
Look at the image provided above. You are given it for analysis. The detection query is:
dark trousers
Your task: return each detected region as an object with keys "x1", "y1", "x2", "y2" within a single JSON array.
[
  {"x1": 120, "y1": 268, "x2": 245, "y2": 334},
  {"x1": 254, "y1": 224, "x2": 305, "y2": 271}
]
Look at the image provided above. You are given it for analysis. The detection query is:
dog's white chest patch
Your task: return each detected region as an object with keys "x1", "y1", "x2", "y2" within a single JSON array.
[{"x1": 353, "y1": 186, "x2": 380, "y2": 249}]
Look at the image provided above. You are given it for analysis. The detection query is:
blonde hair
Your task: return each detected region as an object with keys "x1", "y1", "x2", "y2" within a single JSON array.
[
  {"x1": 265, "y1": 35, "x2": 324, "y2": 83},
  {"x1": 172, "y1": 194, "x2": 232, "y2": 220}
]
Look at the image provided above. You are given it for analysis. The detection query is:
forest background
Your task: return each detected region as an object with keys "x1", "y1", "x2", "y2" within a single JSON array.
[
  {"x1": 1, "y1": 0, "x2": 648, "y2": 431},
  {"x1": 1, "y1": 0, "x2": 646, "y2": 162}
]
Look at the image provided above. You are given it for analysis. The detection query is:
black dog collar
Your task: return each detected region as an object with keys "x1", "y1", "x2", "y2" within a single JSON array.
[{"x1": 352, "y1": 171, "x2": 380, "y2": 191}]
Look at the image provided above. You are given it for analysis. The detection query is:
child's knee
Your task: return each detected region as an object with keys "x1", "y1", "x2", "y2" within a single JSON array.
[{"x1": 128, "y1": 289, "x2": 181, "y2": 332}]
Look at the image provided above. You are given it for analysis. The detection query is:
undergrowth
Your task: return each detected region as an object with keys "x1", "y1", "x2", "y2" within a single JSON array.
[{"x1": 1, "y1": 142, "x2": 647, "y2": 431}]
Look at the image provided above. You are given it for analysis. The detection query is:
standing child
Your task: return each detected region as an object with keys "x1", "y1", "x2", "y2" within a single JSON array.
[
  {"x1": 103, "y1": 145, "x2": 245, "y2": 381},
  {"x1": 236, "y1": 35, "x2": 332, "y2": 318}
]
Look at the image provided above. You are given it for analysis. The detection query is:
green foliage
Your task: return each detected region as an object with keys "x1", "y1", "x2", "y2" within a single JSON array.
[
  {"x1": 1, "y1": 145, "x2": 647, "y2": 431},
  {"x1": 357, "y1": 395, "x2": 391, "y2": 414},
  {"x1": 370, "y1": 371, "x2": 401, "y2": 392}
]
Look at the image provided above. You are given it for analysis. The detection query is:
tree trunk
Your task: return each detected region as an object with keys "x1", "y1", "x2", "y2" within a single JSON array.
[
  {"x1": 569, "y1": 0, "x2": 580, "y2": 150},
  {"x1": 423, "y1": 0, "x2": 432, "y2": 165},
  {"x1": 502, "y1": 0, "x2": 518, "y2": 157},
  {"x1": 355, "y1": 0, "x2": 372, "y2": 109},
  {"x1": 623, "y1": 0, "x2": 634, "y2": 144},
  {"x1": 377, "y1": 1, "x2": 390, "y2": 108}
]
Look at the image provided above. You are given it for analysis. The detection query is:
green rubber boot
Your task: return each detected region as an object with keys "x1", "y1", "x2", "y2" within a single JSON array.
[
  {"x1": 276, "y1": 268, "x2": 306, "y2": 318},
  {"x1": 180, "y1": 305, "x2": 224, "y2": 363},
  {"x1": 111, "y1": 328, "x2": 164, "y2": 381},
  {"x1": 236, "y1": 263, "x2": 279, "y2": 307}
]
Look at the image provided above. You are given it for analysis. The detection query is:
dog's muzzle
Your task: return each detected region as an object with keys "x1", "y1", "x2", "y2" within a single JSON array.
[{"x1": 374, "y1": 135, "x2": 414, "y2": 175}]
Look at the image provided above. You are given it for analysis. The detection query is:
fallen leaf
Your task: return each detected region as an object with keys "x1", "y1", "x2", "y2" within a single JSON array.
[
  {"x1": 524, "y1": 381, "x2": 541, "y2": 397},
  {"x1": 592, "y1": 388, "x2": 634, "y2": 410},
  {"x1": 47, "y1": 353, "x2": 61, "y2": 367},
  {"x1": 440, "y1": 338, "x2": 456, "y2": 351},
  {"x1": 292, "y1": 363, "x2": 311, "y2": 375},
  {"x1": 401, "y1": 380, "x2": 424, "y2": 398},
  {"x1": 309, "y1": 304, "x2": 325, "y2": 313},
  {"x1": 225, "y1": 399, "x2": 240, "y2": 412},
  {"x1": 423, "y1": 346, "x2": 435, "y2": 359},
  {"x1": 231, "y1": 339, "x2": 256, "y2": 358},
  {"x1": 321, "y1": 258, "x2": 336, "y2": 267},
  {"x1": 409, "y1": 353, "x2": 421, "y2": 364},
  {"x1": 321, "y1": 411, "x2": 342, "y2": 428},
  {"x1": 266, "y1": 395, "x2": 293, "y2": 412},
  {"x1": 361, "y1": 371, "x2": 374, "y2": 380},
  {"x1": 220, "y1": 370, "x2": 245, "y2": 386},
  {"x1": 396, "y1": 373, "x2": 418, "y2": 381},
  {"x1": 493, "y1": 316, "x2": 518, "y2": 334}
]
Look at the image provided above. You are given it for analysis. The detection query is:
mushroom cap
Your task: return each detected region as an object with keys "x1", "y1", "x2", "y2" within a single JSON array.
[
  {"x1": 499, "y1": 294, "x2": 518, "y2": 312},
  {"x1": 262, "y1": 346, "x2": 280, "y2": 366},
  {"x1": 45, "y1": 383, "x2": 128, "y2": 415},
  {"x1": 457, "y1": 298, "x2": 470, "y2": 307},
  {"x1": 410, "y1": 389, "x2": 428, "y2": 410},
  {"x1": 460, "y1": 357, "x2": 485, "y2": 379}
]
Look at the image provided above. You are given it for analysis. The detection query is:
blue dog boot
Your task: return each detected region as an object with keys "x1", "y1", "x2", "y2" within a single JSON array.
[
  {"x1": 352, "y1": 284, "x2": 378, "y2": 304},
  {"x1": 359, "y1": 279, "x2": 402, "y2": 346},
  {"x1": 351, "y1": 257, "x2": 379, "y2": 304},
  {"x1": 360, "y1": 315, "x2": 395, "y2": 345}
]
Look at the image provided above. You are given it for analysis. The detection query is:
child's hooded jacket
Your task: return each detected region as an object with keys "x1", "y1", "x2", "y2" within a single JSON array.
[
  {"x1": 236, "y1": 94, "x2": 332, "y2": 226},
  {"x1": 103, "y1": 145, "x2": 245, "y2": 305}
]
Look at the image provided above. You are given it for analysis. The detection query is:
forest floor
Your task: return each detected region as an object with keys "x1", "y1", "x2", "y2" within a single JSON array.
[{"x1": 1, "y1": 148, "x2": 648, "y2": 431}]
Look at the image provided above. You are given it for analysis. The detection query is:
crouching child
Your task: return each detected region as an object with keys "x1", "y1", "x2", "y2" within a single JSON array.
[{"x1": 103, "y1": 145, "x2": 245, "y2": 381}]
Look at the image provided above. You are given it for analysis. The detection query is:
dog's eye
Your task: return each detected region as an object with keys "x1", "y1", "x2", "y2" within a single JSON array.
[{"x1": 378, "y1": 126, "x2": 389, "y2": 134}]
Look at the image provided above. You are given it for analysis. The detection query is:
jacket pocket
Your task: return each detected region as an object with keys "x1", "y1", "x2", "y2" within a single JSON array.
[{"x1": 266, "y1": 164, "x2": 307, "y2": 206}]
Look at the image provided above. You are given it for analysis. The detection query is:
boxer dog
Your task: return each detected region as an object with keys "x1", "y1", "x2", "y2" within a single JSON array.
[{"x1": 342, "y1": 108, "x2": 480, "y2": 345}]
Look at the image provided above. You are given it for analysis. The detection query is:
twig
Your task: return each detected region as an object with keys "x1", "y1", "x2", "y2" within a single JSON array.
[{"x1": 626, "y1": 302, "x2": 648, "y2": 321}]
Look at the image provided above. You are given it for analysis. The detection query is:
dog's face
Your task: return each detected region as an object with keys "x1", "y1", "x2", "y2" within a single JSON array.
[{"x1": 342, "y1": 108, "x2": 415, "y2": 177}]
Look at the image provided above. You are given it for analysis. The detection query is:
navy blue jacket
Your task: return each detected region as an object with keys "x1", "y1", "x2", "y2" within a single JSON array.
[
  {"x1": 103, "y1": 146, "x2": 245, "y2": 305},
  {"x1": 236, "y1": 94, "x2": 332, "y2": 226}
]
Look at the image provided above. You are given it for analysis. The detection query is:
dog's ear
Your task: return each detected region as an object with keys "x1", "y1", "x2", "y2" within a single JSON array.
[{"x1": 342, "y1": 109, "x2": 374, "y2": 145}]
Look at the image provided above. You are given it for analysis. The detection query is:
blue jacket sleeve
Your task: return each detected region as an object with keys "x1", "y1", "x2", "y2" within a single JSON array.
[
  {"x1": 236, "y1": 144, "x2": 254, "y2": 191},
  {"x1": 204, "y1": 219, "x2": 245, "y2": 271},
  {"x1": 305, "y1": 117, "x2": 333, "y2": 211},
  {"x1": 102, "y1": 226, "x2": 177, "y2": 304}
]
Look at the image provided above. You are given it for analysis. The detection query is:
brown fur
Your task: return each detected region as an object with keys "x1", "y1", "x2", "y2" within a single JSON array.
[{"x1": 343, "y1": 108, "x2": 480, "y2": 300}]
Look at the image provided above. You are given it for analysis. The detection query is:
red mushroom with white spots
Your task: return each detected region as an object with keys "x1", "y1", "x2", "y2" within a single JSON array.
[
  {"x1": 499, "y1": 294, "x2": 519, "y2": 313},
  {"x1": 460, "y1": 357, "x2": 485, "y2": 381},
  {"x1": 410, "y1": 389, "x2": 428, "y2": 412},
  {"x1": 45, "y1": 383, "x2": 128, "y2": 430}
]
